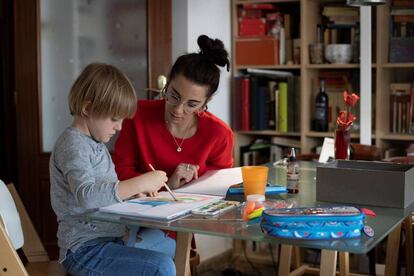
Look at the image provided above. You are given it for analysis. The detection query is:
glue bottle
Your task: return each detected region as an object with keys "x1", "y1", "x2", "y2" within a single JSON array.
[{"x1": 287, "y1": 148, "x2": 299, "y2": 194}]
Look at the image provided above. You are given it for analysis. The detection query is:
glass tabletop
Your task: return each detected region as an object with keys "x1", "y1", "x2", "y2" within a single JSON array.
[{"x1": 88, "y1": 161, "x2": 414, "y2": 254}]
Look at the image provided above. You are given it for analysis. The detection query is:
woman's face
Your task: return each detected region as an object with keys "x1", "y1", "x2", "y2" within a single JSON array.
[{"x1": 164, "y1": 74, "x2": 209, "y2": 125}]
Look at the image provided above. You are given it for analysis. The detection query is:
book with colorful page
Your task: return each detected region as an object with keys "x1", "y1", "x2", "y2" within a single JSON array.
[{"x1": 99, "y1": 192, "x2": 222, "y2": 221}]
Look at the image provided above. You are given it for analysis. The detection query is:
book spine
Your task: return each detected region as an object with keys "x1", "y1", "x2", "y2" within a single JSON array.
[
  {"x1": 277, "y1": 82, "x2": 288, "y2": 132},
  {"x1": 234, "y1": 76, "x2": 242, "y2": 130},
  {"x1": 410, "y1": 82, "x2": 414, "y2": 133},
  {"x1": 250, "y1": 77, "x2": 260, "y2": 130},
  {"x1": 241, "y1": 77, "x2": 251, "y2": 131},
  {"x1": 257, "y1": 86, "x2": 267, "y2": 130}
]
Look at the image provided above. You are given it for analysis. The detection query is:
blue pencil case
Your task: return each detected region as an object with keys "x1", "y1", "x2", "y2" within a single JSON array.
[{"x1": 261, "y1": 206, "x2": 365, "y2": 239}]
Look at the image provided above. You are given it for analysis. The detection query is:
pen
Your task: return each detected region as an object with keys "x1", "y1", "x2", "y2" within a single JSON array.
[{"x1": 148, "y1": 163, "x2": 178, "y2": 201}]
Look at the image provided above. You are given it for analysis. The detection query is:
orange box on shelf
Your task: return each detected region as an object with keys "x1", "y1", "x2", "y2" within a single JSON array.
[{"x1": 236, "y1": 37, "x2": 279, "y2": 66}]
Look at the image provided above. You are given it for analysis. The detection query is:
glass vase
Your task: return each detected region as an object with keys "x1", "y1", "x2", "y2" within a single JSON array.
[{"x1": 334, "y1": 128, "x2": 350, "y2": 160}]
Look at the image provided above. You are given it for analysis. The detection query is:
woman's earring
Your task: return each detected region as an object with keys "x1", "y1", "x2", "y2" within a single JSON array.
[{"x1": 196, "y1": 105, "x2": 207, "y2": 117}]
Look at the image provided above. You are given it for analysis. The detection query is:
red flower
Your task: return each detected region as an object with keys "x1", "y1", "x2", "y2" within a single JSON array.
[
  {"x1": 343, "y1": 91, "x2": 360, "y2": 107},
  {"x1": 337, "y1": 111, "x2": 357, "y2": 130},
  {"x1": 336, "y1": 90, "x2": 360, "y2": 130}
]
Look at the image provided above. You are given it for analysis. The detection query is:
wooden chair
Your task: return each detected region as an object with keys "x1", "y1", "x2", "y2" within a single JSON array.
[
  {"x1": 350, "y1": 143, "x2": 382, "y2": 161},
  {"x1": 0, "y1": 180, "x2": 66, "y2": 275}
]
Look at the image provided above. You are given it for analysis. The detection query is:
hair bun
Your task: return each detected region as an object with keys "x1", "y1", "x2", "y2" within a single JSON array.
[{"x1": 197, "y1": 35, "x2": 230, "y2": 71}]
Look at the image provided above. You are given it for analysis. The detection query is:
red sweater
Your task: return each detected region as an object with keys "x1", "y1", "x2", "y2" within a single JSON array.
[{"x1": 113, "y1": 100, "x2": 234, "y2": 181}]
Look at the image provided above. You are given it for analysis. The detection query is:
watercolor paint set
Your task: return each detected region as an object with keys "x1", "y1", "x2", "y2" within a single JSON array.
[{"x1": 191, "y1": 200, "x2": 240, "y2": 217}]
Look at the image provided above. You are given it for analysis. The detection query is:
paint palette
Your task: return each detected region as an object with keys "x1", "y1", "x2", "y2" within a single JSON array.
[{"x1": 191, "y1": 200, "x2": 240, "y2": 217}]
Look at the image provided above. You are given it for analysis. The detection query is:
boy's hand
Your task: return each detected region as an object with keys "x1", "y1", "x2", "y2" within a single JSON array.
[
  {"x1": 141, "y1": 170, "x2": 168, "y2": 194},
  {"x1": 118, "y1": 171, "x2": 167, "y2": 200},
  {"x1": 168, "y1": 163, "x2": 199, "y2": 189}
]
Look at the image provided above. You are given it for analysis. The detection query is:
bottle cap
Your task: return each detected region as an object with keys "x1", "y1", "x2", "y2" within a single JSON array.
[
  {"x1": 246, "y1": 194, "x2": 265, "y2": 202},
  {"x1": 289, "y1": 148, "x2": 297, "y2": 161}
]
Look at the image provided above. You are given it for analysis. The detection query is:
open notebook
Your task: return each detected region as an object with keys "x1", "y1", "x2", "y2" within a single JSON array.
[
  {"x1": 174, "y1": 167, "x2": 287, "y2": 196},
  {"x1": 99, "y1": 192, "x2": 221, "y2": 221},
  {"x1": 174, "y1": 167, "x2": 243, "y2": 197}
]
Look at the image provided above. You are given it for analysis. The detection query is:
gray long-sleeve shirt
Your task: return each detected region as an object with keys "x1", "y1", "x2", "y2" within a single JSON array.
[{"x1": 50, "y1": 127, "x2": 124, "y2": 262}]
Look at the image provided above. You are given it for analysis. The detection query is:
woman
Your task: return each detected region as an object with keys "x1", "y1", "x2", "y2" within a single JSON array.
[
  {"x1": 113, "y1": 34, "x2": 234, "y2": 189},
  {"x1": 112, "y1": 35, "x2": 234, "y2": 257}
]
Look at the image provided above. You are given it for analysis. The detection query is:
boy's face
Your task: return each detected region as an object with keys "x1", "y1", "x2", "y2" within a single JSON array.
[{"x1": 86, "y1": 116, "x2": 123, "y2": 143}]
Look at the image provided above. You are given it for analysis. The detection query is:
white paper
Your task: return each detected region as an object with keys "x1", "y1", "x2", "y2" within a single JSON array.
[
  {"x1": 319, "y1": 137, "x2": 335, "y2": 163},
  {"x1": 174, "y1": 167, "x2": 243, "y2": 197},
  {"x1": 100, "y1": 192, "x2": 221, "y2": 221}
]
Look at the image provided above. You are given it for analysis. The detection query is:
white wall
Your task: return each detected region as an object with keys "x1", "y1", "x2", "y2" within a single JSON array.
[
  {"x1": 172, "y1": 0, "x2": 233, "y2": 262},
  {"x1": 173, "y1": 0, "x2": 232, "y2": 125}
]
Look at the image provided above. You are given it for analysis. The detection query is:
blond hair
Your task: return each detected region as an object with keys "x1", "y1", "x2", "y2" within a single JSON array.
[{"x1": 68, "y1": 63, "x2": 136, "y2": 119}]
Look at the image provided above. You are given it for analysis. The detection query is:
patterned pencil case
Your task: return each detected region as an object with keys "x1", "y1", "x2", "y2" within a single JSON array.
[{"x1": 261, "y1": 206, "x2": 365, "y2": 239}]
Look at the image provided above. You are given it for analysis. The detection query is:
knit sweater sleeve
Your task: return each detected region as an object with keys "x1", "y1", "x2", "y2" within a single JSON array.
[
  {"x1": 53, "y1": 139, "x2": 121, "y2": 210},
  {"x1": 205, "y1": 124, "x2": 234, "y2": 171}
]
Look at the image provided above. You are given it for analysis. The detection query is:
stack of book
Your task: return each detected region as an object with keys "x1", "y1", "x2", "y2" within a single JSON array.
[
  {"x1": 390, "y1": 1, "x2": 414, "y2": 62},
  {"x1": 321, "y1": 6, "x2": 359, "y2": 45},
  {"x1": 233, "y1": 69, "x2": 300, "y2": 133},
  {"x1": 389, "y1": 82, "x2": 414, "y2": 133}
]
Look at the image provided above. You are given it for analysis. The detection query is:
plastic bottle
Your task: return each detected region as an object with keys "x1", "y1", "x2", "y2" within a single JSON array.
[
  {"x1": 314, "y1": 79, "x2": 329, "y2": 132},
  {"x1": 287, "y1": 148, "x2": 299, "y2": 194}
]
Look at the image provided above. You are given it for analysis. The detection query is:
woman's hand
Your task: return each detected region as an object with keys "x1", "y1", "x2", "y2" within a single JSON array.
[{"x1": 168, "y1": 163, "x2": 199, "y2": 189}]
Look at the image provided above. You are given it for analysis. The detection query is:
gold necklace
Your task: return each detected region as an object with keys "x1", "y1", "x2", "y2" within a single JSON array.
[{"x1": 167, "y1": 118, "x2": 194, "y2": 153}]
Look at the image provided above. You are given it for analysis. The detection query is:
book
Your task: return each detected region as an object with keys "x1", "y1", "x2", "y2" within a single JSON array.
[
  {"x1": 100, "y1": 192, "x2": 222, "y2": 221},
  {"x1": 278, "y1": 82, "x2": 288, "y2": 132},
  {"x1": 250, "y1": 76, "x2": 260, "y2": 130},
  {"x1": 234, "y1": 76, "x2": 251, "y2": 131},
  {"x1": 410, "y1": 82, "x2": 414, "y2": 134},
  {"x1": 390, "y1": 83, "x2": 411, "y2": 133}
]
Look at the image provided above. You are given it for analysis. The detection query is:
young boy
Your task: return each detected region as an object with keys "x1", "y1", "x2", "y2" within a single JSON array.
[{"x1": 50, "y1": 63, "x2": 175, "y2": 275}]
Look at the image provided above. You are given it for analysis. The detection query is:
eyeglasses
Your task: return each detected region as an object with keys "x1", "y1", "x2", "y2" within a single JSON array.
[{"x1": 163, "y1": 89, "x2": 203, "y2": 114}]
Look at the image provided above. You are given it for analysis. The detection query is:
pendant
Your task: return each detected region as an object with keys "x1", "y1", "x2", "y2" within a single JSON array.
[{"x1": 177, "y1": 147, "x2": 182, "y2": 152}]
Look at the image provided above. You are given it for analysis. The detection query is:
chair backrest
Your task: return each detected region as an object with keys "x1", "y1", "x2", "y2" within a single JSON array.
[
  {"x1": 7, "y1": 183, "x2": 50, "y2": 262},
  {"x1": 0, "y1": 179, "x2": 28, "y2": 275},
  {"x1": 0, "y1": 179, "x2": 24, "y2": 249}
]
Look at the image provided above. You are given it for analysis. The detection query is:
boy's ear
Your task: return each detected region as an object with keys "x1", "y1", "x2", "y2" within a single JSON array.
[{"x1": 81, "y1": 102, "x2": 91, "y2": 117}]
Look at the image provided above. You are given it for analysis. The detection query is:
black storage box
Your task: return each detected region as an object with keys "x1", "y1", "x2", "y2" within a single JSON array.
[{"x1": 316, "y1": 160, "x2": 414, "y2": 208}]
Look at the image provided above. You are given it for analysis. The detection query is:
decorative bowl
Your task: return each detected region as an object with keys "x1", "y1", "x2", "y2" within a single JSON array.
[{"x1": 324, "y1": 44, "x2": 353, "y2": 64}]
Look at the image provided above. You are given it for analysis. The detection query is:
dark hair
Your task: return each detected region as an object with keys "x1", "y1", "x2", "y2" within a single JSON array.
[{"x1": 168, "y1": 35, "x2": 230, "y2": 97}]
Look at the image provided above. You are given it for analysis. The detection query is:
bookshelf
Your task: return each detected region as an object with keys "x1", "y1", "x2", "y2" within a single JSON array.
[
  {"x1": 376, "y1": 1, "x2": 414, "y2": 157},
  {"x1": 232, "y1": 0, "x2": 414, "y2": 166}
]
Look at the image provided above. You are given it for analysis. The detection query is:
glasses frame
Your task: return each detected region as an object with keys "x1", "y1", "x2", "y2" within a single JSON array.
[{"x1": 162, "y1": 86, "x2": 206, "y2": 114}]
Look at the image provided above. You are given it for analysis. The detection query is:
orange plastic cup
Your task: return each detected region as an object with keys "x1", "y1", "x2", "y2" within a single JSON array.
[{"x1": 241, "y1": 166, "x2": 269, "y2": 197}]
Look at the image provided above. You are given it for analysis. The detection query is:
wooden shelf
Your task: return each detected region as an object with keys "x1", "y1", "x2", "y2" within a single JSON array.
[
  {"x1": 306, "y1": 131, "x2": 377, "y2": 139},
  {"x1": 306, "y1": 131, "x2": 362, "y2": 139},
  {"x1": 380, "y1": 133, "x2": 414, "y2": 141},
  {"x1": 237, "y1": 130, "x2": 300, "y2": 137},
  {"x1": 306, "y1": 131, "x2": 334, "y2": 138},
  {"x1": 235, "y1": 0, "x2": 299, "y2": 4},
  {"x1": 236, "y1": 65, "x2": 300, "y2": 70},
  {"x1": 382, "y1": 63, "x2": 414, "y2": 68},
  {"x1": 306, "y1": 64, "x2": 360, "y2": 69},
  {"x1": 306, "y1": 64, "x2": 377, "y2": 69}
]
